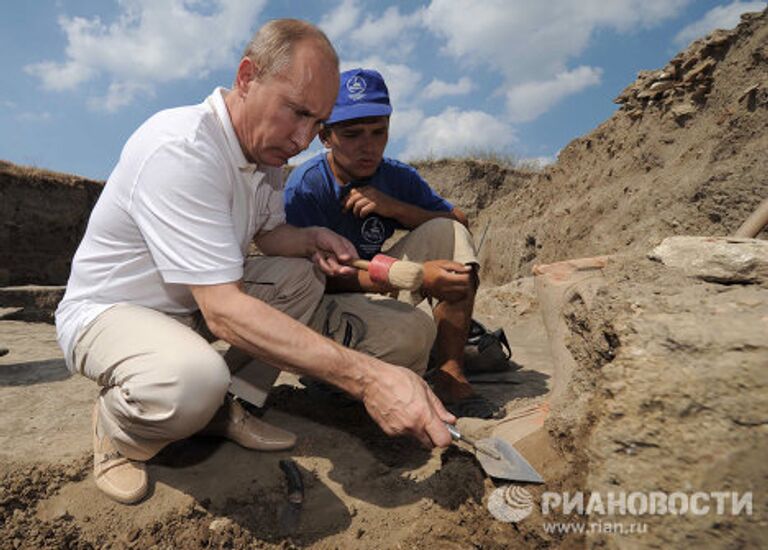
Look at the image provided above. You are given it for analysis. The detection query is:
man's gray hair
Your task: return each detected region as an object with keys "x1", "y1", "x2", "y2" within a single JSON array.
[{"x1": 241, "y1": 18, "x2": 338, "y2": 79}]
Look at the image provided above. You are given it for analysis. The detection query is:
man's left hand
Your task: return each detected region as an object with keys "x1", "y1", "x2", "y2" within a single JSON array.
[{"x1": 306, "y1": 227, "x2": 359, "y2": 277}]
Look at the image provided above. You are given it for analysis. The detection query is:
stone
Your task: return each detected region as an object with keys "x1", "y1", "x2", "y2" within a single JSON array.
[
  {"x1": 670, "y1": 102, "x2": 697, "y2": 120},
  {"x1": 683, "y1": 59, "x2": 716, "y2": 82},
  {"x1": 637, "y1": 89, "x2": 661, "y2": 100},
  {"x1": 705, "y1": 30, "x2": 732, "y2": 47},
  {"x1": 650, "y1": 80, "x2": 676, "y2": 92},
  {"x1": 649, "y1": 236, "x2": 768, "y2": 285},
  {"x1": 739, "y1": 83, "x2": 759, "y2": 102},
  {"x1": 208, "y1": 517, "x2": 235, "y2": 532}
]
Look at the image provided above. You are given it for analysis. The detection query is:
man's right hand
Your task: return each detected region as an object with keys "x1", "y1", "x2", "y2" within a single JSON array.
[
  {"x1": 190, "y1": 274, "x2": 455, "y2": 448},
  {"x1": 360, "y1": 363, "x2": 456, "y2": 448}
]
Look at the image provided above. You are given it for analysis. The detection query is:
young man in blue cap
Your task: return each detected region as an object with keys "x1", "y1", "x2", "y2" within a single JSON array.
[{"x1": 285, "y1": 68, "x2": 497, "y2": 418}]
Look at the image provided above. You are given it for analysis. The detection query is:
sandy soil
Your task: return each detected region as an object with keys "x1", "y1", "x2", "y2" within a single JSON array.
[{"x1": 0, "y1": 286, "x2": 568, "y2": 549}]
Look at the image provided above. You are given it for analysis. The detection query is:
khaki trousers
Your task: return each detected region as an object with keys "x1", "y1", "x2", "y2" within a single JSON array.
[
  {"x1": 308, "y1": 218, "x2": 478, "y2": 376},
  {"x1": 73, "y1": 257, "x2": 324, "y2": 461}
]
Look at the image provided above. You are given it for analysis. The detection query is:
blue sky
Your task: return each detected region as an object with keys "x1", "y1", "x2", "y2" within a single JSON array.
[{"x1": 1, "y1": 0, "x2": 765, "y2": 180}]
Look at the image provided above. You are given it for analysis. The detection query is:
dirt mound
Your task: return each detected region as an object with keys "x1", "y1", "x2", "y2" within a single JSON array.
[
  {"x1": 416, "y1": 9, "x2": 768, "y2": 285},
  {"x1": 412, "y1": 158, "x2": 537, "y2": 223}
]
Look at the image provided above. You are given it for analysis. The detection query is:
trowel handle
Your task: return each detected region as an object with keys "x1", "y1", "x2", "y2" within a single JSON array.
[
  {"x1": 445, "y1": 423, "x2": 462, "y2": 441},
  {"x1": 444, "y1": 422, "x2": 501, "y2": 460},
  {"x1": 445, "y1": 423, "x2": 481, "y2": 449}
]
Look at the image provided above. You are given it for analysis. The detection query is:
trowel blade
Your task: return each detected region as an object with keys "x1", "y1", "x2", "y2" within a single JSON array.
[{"x1": 476, "y1": 437, "x2": 544, "y2": 483}]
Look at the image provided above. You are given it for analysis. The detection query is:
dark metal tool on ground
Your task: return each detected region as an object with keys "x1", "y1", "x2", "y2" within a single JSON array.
[
  {"x1": 278, "y1": 459, "x2": 304, "y2": 533},
  {"x1": 446, "y1": 423, "x2": 544, "y2": 483}
]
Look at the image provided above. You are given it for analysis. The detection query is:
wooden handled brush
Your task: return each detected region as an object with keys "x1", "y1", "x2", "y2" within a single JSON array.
[{"x1": 346, "y1": 254, "x2": 424, "y2": 290}]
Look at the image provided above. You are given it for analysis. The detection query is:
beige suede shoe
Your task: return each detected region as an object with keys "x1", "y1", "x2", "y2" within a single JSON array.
[
  {"x1": 92, "y1": 403, "x2": 148, "y2": 504},
  {"x1": 199, "y1": 395, "x2": 296, "y2": 451}
]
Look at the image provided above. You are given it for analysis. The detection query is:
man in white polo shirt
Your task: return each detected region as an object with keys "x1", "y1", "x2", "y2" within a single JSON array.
[{"x1": 56, "y1": 19, "x2": 455, "y2": 505}]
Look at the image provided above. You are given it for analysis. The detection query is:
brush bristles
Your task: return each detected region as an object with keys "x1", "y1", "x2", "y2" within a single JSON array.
[{"x1": 387, "y1": 260, "x2": 423, "y2": 290}]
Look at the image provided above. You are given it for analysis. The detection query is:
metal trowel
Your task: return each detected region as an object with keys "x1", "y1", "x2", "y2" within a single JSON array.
[{"x1": 446, "y1": 423, "x2": 544, "y2": 483}]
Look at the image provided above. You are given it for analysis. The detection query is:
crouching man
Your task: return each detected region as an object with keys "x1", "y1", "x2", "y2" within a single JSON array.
[{"x1": 56, "y1": 21, "x2": 454, "y2": 505}]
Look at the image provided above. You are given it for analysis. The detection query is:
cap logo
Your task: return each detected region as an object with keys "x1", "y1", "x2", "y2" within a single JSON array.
[{"x1": 346, "y1": 75, "x2": 367, "y2": 101}]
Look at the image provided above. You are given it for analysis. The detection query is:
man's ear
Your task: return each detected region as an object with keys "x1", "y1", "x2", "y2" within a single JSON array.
[
  {"x1": 319, "y1": 127, "x2": 332, "y2": 147},
  {"x1": 234, "y1": 57, "x2": 259, "y2": 95}
]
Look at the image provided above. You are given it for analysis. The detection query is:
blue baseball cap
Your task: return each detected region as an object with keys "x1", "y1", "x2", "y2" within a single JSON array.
[{"x1": 325, "y1": 68, "x2": 392, "y2": 126}]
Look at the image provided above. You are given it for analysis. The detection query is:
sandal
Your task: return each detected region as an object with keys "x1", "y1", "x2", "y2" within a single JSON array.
[{"x1": 464, "y1": 319, "x2": 512, "y2": 374}]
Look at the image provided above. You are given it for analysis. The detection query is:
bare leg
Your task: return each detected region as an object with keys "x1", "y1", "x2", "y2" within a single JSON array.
[{"x1": 429, "y1": 270, "x2": 477, "y2": 403}]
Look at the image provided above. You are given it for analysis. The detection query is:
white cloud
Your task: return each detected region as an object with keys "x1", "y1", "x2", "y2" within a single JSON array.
[
  {"x1": 521, "y1": 155, "x2": 557, "y2": 169},
  {"x1": 87, "y1": 81, "x2": 155, "y2": 113},
  {"x1": 388, "y1": 108, "x2": 425, "y2": 144},
  {"x1": 318, "y1": 0, "x2": 362, "y2": 43},
  {"x1": 1, "y1": 99, "x2": 17, "y2": 109},
  {"x1": 422, "y1": 0, "x2": 689, "y2": 121},
  {"x1": 424, "y1": 0, "x2": 689, "y2": 79},
  {"x1": 401, "y1": 107, "x2": 516, "y2": 160},
  {"x1": 26, "y1": 59, "x2": 94, "y2": 91},
  {"x1": 322, "y1": 0, "x2": 689, "y2": 125},
  {"x1": 322, "y1": 1, "x2": 424, "y2": 58},
  {"x1": 674, "y1": 1, "x2": 766, "y2": 46},
  {"x1": 348, "y1": 6, "x2": 424, "y2": 55},
  {"x1": 422, "y1": 77, "x2": 473, "y2": 100},
  {"x1": 506, "y1": 66, "x2": 603, "y2": 123},
  {"x1": 24, "y1": 0, "x2": 265, "y2": 108}
]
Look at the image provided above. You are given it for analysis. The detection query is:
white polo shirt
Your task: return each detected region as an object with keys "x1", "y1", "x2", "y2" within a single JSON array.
[{"x1": 55, "y1": 88, "x2": 285, "y2": 371}]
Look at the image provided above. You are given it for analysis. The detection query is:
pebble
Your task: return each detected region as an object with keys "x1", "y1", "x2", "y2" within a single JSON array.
[{"x1": 208, "y1": 517, "x2": 235, "y2": 532}]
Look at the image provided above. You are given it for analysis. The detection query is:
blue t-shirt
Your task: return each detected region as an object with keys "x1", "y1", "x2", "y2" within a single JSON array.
[{"x1": 285, "y1": 154, "x2": 453, "y2": 259}]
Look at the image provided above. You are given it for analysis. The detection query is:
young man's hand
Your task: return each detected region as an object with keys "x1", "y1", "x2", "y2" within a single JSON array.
[
  {"x1": 340, "y1": 186, "x2": 464, "y2": 230},
  {"x1": 421, "y1": 260, "x2": 473, "y2": 302},
  {"x1": 342, "y1": 186, "x2": 399, "y2": 218}
]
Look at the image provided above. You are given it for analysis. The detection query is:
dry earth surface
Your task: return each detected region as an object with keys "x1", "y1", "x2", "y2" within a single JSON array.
[{"x1": 1, "y1": 8, "x2": 767, "y2": 549}]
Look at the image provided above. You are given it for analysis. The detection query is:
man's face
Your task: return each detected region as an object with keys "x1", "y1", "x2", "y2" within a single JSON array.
[
  {"x1": 322, "y1": 116, "x2": 389, "y2": 183},
  {"x1": 233, "y1": 41, "x2": 339, "y2": 167}
]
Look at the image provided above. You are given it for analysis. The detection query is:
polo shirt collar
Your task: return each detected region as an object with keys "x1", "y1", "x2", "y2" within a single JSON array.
[{"x1": 209, "y1": 87, "x2": 262, "y2": 174}]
